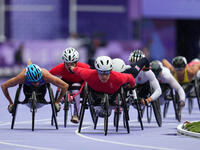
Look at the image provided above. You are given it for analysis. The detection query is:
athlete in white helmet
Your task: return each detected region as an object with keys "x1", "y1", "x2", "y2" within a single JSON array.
[
  {"x1": 128, "y1": 50, "x2": 162, "y2": 105},
  {"x1": 50, "y1": 47, "x2": 90, "y2": 123},
  {"x1": 150, "y1": 60, "x2": 185, "y2": 107},
  {"x1": 69, "y1": 56, "x2": 136, "y2": 118}
]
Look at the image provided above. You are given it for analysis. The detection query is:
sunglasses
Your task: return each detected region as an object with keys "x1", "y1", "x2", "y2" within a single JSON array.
[{"x1": 97, "y1": 70, "x2": 111, "y2": 75}]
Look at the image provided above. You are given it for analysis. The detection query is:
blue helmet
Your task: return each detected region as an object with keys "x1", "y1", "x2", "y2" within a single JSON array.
[{"x1": 25, "y1": 64, "x2": 42, "y2": 82}]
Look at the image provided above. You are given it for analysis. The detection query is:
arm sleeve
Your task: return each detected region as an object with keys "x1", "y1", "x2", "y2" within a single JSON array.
[
  {"x1": 124, "y1": 57, "x2": 149, "y2": 78},
  {"x1": 73, "y1": 67, "x2": 92, "y2": 81},
  {"x1": 148, "y1": 72, "x2": 162, "y2": 101},
  {"x1": 167, "y1": 74, "x2": 186, "y2": 102}
]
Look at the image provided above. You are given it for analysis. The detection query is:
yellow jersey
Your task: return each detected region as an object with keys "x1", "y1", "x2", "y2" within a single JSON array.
[{"x1": 173, "y1": 68, "x2": 190, "y2": 84}]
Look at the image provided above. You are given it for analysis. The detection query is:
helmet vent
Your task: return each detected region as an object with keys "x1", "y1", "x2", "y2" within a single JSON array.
[{"x1": 100, "y1": 60, "x2": 104, "y2": 65}]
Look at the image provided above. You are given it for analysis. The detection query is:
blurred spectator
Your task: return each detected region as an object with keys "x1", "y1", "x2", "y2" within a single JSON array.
[
  {"x1": 14, "y1": 42, "x2": 24, "y2": 64},
  {"x1": 86, "y1": 33, "x2": 107, "y2": 67},
  {"x1": 66, "y1": 33, "x2": 83, "y2": 49}
]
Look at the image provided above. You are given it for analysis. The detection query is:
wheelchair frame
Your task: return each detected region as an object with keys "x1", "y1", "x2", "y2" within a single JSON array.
[
  {"x1": 11, "y1": 83, "x2": 58, "y2": 131},
  {"x1": 135, "y1": 82, "x2": 162, "y2": 127},
  {"x1": 78, "y1": 83, "x2": 130, "y2": 136}
]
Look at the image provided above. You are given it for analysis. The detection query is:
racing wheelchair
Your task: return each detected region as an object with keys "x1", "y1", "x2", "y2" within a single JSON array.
[
  {"x1": 135, "y1": 82, "x2": 162, "y2": 127},
  {"x1": 78, "y1": 83, "x2": 130, "y2": 136},
  {"x1": 53, "y1": 82, "x2": 85, "y2": 127},
  {"x1": 181, "y1": 76, "x2": 200, "y2": 114},
  {"x1": 124, "y1": 88, "x2": 144, "y2": 130},
  {"x1": 11, "y1": 83, "x2": 58, "y2": 131},
  {"x1": 161, "y1": 83, "x2": 182, "y2": 122}
]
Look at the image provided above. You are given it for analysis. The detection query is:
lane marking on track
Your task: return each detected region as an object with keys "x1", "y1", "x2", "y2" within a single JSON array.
[
  {"x1": 0, "y1": 141, "x2": 60, "y2": 150},
  {"x1": 75, "y1": 120, "x2": 180, "y2": 150}
]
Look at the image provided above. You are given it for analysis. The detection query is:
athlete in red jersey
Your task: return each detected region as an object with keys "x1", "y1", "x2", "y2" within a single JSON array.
[
  {"x1": 50, "y1": 47, "x2": 89, "y2": 123},
  {"x1": 69, "y1": 56, "x2": 135, "y2": 117},
  {"x1": 70, "y1": 56, "x2": 135, "y2": 95}
]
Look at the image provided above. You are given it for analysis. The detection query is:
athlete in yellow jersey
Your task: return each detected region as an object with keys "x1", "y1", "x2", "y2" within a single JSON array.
[{"x1": 162, "y1": 56, "x2": 200, "y2": 84}]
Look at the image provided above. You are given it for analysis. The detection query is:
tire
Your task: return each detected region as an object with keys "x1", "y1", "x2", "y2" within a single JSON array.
[
  {"x1": 48, "y1": 85, "x2": 58, "y2": 129},
  {"x1": 64, "y1": 91, "x2": 70, "y2": 128},
  {"x1": 188, "y1": 98, "x2": 193, "y2": 114},
  {"x1": 31, "y1": 91, "x2": 37, "y2": 131},
  {"x1": 163, "y1": 101, "x2": 169, "y2": 118},
  {"x1": 11, "y1": 84, "x2": 22, "y2": 129},
  {"x1": 120, "y1": 88, "x2": 130, "y2": 134},
  {"x1": 194, "y1": 77, "x2": 200, "y2": 110},
  {"x1": 152, "y1": 100, "x2": 162, "y2": 127},
  {"x1": 147, "y1": 104, "x2": 152, "y2": 123},
  {"x1": 103, "y1": 94, "x2": 109, "y2": 136}
]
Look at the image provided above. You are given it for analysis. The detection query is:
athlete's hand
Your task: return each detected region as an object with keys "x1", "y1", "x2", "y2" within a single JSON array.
[
  {"x1": 179, "y1": 101, "x2": 185, "y2": 107},
  {"x1": 69, "y1": 66, "x2": 75, "y2": 73},
  {"x1": 8, "y1": 104, "x2": 14, "y2": 113}
]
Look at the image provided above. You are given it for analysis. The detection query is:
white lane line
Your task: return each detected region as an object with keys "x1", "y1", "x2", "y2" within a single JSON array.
[
  {"x1": 0, "y1": 141, "x2": 60, "y2": 150},
  {"x1": 75, "y1": 120, "x2": 180, "y2": 150}
]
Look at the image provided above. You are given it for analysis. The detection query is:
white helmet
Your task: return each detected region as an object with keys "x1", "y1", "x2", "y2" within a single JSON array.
[
  {"x1": 112, "y1": 58, "x2": 127, "y2": 73},
  {"x1": 62, "y1": 47, "x2": 79, "y2": 63},
  {"x1": 95, "y1": 56, "x2": 113, "y2": 71},
  {"x1": 129, "y1": 50, "x2": 145, "y2": 64}
]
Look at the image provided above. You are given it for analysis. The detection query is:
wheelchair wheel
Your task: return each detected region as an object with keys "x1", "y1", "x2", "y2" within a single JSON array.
[
  {"x1": 31, "y1": 91, "x2": 37, "y2": 131},
  {"x1": 146, "y1": 104, "x2": 153, "y2": 123},
  {"x1": 188, "y1": 98, "x2": 193, "y2": 114},
  {"x1": 114, "y1": 93, "x2": 120, "y2": 132},
  {"x1": 136, "y1": 100, "x2": 144, "y2": 130},
  {"x1": 63, "y1": 91, "x2": 70, "y2": 128},
  {"x1": 103, "y1": 94, "x2": 109, "y2": 136},
  {"x1": 11, "y1": 84, "x2": 22, "y2": 129},
  {"x1": 163, "y1": 101, "x2": 169, "y2": 118},
  {"x1": 120, "y1": 87, "x2": 130, "y2": 133},
  {"x1": 48, "y1": 85, "x2": 58, "y2": 129},
  {"x1": 78, "y1": 84, "x2": 88, "y2": 133},
  {"x1": 194, "y1": 77, "x2": 200, "y2": 110},
  {"x1": 78, "y1": 96, "x2": 86, "y2": 133},
  {"x1": 152, "y1": 100, "x2": 162, "y2": 127}
]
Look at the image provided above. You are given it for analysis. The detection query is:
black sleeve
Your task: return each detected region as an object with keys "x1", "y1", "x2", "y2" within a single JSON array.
[{"x1": 123, "y1": 57, "x2": 149, "y2": 78}]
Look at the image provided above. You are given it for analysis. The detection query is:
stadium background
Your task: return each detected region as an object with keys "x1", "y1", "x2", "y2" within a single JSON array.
[{"x1": 0, "y1": 0, "x2": 200, "y2": 77}]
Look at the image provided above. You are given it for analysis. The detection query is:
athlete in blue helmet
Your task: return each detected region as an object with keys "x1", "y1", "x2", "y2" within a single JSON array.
[{"x1": 1, "y1": 60, "x2": 69, "y2": 113}]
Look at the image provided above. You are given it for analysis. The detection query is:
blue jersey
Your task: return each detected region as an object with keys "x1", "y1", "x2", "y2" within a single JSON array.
[{"x1": 24, "y1": 77, "x2": 46, "y2": 86}]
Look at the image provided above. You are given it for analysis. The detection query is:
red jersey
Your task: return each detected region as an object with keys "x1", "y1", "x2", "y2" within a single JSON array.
[
  {"x1": 50, "y1": 62, "x2": 90, "y2": 83},
  {"x1": 73, "y1": 67, "x2": 135, "y2": 94}
]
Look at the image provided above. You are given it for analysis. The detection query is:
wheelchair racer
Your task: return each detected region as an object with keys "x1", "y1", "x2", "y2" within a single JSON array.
[
  {"x1": 1, "y1": 62, "x2": 69, "y2": 113},
  {"x1": 150, "y1": 60, "x2": 185, "y2": 107},
  {"x1": 128, "y1": 50, "x2": 162, "y2": 105},
  {"x1": 49, "y1": 47, "x2": 90, "y2": 123},
  {"x1": 69, "y1": 56, "x2": 138, "y2": 117},
  {"x1": 162, "y1": 56, "x2": 200, "y2": 84}
]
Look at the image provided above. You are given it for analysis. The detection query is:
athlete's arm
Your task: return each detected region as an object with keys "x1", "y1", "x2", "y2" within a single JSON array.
[
  {"x1": 1, "y1": 69, "x2": 26, "y2": 105},
  {"x1": 148, "y1": 72, "x2": 162, "y2": 101},
  {"x1": 124, "y1": 57, "x2": 149, "y2": 78},
  {"x1": 167, "y1": 73, "x2": 186, "y2": 103},
  {"x1": 42, "y1": 69, "x2": 69, "y2": 103},
  {"x1": 162, "y1": 58, "x2": 175, "y2": 74}
]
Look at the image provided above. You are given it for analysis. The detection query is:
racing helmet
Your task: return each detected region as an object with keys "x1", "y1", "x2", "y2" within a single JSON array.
[
  {"x1": 172, "y1": 56, "x2": 187, "y2": 69},
  {"x1": 62, "y1": 47, "x2": 79, "y2": 63},
  {"x1": 112, "y1": 58, "x2": 127, "y2": 73},
  {"x1": 25, "y1": 64, "x2": 42, "y2": 82},
  {"x1": 95, "y1": 56, "x2": 113, "y2": 71},
  {"x1": 129, "y1": 50, "x2": 145, "y2": 64},
  {"x1": 150, "y1": 60, "x2": 162, "y2": 77}
]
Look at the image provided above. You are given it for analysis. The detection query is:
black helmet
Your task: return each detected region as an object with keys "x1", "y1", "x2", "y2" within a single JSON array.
[
  {"x1": 129, "y1": 50, "x2": 145, "y2": 64},
  {"x1": 172, "y1": 56, "x2": 187, "y2": 69},
  {"x1": 150, "y1": 61, "x2": 162, "y2": 77}
]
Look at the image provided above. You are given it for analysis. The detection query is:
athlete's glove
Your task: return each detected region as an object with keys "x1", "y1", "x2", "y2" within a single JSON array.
[{"x1": 8, "y1": 104, "x2": 14, "y2": 113}]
